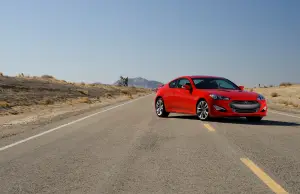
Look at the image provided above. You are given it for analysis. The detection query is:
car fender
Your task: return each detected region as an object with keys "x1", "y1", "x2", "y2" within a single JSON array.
[{"x1": 193, "y1": 91, "x2": 213, "y2": 113}]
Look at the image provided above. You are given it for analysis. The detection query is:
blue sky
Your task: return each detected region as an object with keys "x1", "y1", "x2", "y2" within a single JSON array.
[{"x1": 0, "y1": 0, "x2": 299, "y2": 86}]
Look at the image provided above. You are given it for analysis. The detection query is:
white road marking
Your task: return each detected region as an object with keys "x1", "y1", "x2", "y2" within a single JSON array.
[
  {"x1": 269, "y1": 110, "x2": 300, "y2": 119},
  {"x1": 0, "y1": 94, "x2": 152, "y2": 152}
]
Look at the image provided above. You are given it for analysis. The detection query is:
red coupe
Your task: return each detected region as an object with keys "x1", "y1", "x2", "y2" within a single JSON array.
[{"x1": 155, "y1": 75, "x2": 267, "y2": 121}]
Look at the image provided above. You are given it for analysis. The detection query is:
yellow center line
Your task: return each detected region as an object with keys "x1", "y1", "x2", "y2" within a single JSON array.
[
  {"x1": 240, "y1": 158, "x2": 288, "y2": 194},
  {"x1": 203, "y1": 123, "x2": 215, "y2": 132}
]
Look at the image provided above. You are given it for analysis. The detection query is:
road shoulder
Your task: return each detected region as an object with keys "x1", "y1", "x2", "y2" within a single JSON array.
[{"x1": 0, "y1": 93, "x2": 152, "y2": 146}]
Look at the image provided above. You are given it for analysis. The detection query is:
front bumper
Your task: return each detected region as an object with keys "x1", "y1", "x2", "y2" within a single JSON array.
[{"x1": 209, "y1": 99, "x2": 267, "y2": 118}]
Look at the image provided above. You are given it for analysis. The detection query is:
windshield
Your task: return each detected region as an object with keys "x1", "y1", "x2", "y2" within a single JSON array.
[{"x1": 192, "y1": 78, "x2": 240, "y2": 90}]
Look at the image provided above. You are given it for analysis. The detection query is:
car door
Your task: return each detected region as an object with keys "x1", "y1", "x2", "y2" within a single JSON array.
[
  {"x1": 174, "y1": 78, "x2": 195, "y2": 113},
  {"x1": 163, "y1": 79, "x2": 178, "y2": 111}
]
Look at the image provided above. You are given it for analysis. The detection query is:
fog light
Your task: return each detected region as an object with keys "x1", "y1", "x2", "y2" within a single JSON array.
[
  {"x1": 213, "y1": 105, "x2": 226, "y2": 112},
  {"x1": 261, "y1": 106, "x2": 267, "y2": 112}
]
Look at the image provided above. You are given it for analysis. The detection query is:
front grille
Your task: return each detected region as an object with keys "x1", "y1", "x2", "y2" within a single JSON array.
[
  {"x1": 232, "y1": 108, "x2": 259, "y2": 113},
  {"x1": 230, "y1": 101, "x2": 260, "y2": 113},
  {"x1": 231, "y1": 100, "x2": 257, "y2": 104}
]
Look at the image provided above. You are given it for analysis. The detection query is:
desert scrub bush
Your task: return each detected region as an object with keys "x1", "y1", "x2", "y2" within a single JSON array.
[
  {"x1": 120, "y1": 90, "x2": 134, "y2": 99},
  {"x1": 8, "y1": 110, "x2": 19, "y2": 115},
  {"x1": 280, "y1": 82, "x2": 292, "y2": 87},
  {"x1": 69, "y1": 97, "x2": 91, "y2": 104},
  {"x1": 282, "y1": 101, "x2": 299, "y2": 108},
  {"x1": 105, "y1": 93, "x2": 113, "y2": 98},
  {"x1": 271, "y1": 92, "x2": 279, "y2": 97},
  {"x1": 277, "y1": 99, "x2": 299, "y2": 107},
  {"x1": 77, "y1": 89, "x2": 89, "y2": 96},
  {"x1": 0, "y1": 101, "x2": 10, "y2": 108},
  {"x1": 278, "y1": 99, "x2": 289, "y2": 106},
  {"x1": 41, "y1": 74, "x2": 55, "y2": 79},
  {"x1": 288, "y1": 101, "x2": 299, "y2": 108},
  {"x1": 39, "y1": 99, "x2": 54, "y2": 105},
  {"x1": 121, "y1": 90, "x2": 130, "y2": 95},
  {"x1": 77, "y1": 97, "x2": 91, "y2": 103}
]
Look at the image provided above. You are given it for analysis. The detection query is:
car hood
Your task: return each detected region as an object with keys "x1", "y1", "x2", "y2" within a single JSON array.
[{"x1": 202, "y1": 89, "x2": 259, "y2": 100}]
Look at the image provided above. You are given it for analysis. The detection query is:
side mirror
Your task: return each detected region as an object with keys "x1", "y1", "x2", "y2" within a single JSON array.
[
  {"x1": 239, "y1": 86, "x2": 244, "y2": 90},
  {"x1": 183, "y1": 84, "x2": 192, "y2": 90}
]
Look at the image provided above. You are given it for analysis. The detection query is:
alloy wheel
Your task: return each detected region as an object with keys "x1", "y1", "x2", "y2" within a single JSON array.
[
  {"x1": 156, "y1": 99, "x2": 164, "y2": 116},
  {"x1": 197, "y1": 101, "x2": 209, "y2": 120}
]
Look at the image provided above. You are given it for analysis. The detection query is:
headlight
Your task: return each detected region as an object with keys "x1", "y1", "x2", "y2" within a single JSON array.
[
  {"x1": 209, "y1": 94, "x2": 230, "y2": 100},
  {"x1": 257, "y1": 94, "x2": 265, "y2": 100}
]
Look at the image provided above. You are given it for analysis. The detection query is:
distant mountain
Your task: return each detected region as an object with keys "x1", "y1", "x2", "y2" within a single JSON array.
[{"x1": 114, "y1": 77, "x2": 163, "y2": 89}]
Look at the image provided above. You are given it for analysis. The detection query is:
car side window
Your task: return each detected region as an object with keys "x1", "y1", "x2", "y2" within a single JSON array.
[
  {"x1": 193, "y1": 79, "x2": 203, "y2": 85},
  {"x1": 177, "y1": 78, "x2": 191, "y2": 88},
  {"x1": 169, "y1": 79, "x2": 178, "y2": 88}
]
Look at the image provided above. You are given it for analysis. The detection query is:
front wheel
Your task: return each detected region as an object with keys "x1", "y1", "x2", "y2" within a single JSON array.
[
  {"x1": 196, "y1": 100, "x2": 210, "y2": 121},
  {"x1": 246, "y1": 116, "x2": 263, "y2": 122},
  {"x1": 155, "y1": 98, "x2": 169, "y2": 117}
]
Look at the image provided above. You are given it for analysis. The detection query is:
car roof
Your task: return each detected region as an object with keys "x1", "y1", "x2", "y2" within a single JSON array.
[
  {"x1": 167, "y1": 75, "x2": 226, "y2": 84},
  {"x1": 178, "y1": 75, "x2": 225, "y2": 79}
]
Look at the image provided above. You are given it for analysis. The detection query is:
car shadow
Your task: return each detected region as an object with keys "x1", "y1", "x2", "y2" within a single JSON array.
[
  {"x1": 168, "y1": 115, "x2": 300, "y2": 127},
  {"x1": 169, "y1": 115, "x2": 199, "y2": 120}
]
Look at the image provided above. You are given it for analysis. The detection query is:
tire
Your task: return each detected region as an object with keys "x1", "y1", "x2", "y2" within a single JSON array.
[
  {"x1": 196, "y1": 100, "x2": 210, "y2": 121},
  {"x1": 246, "y1": 116, "x2": 263, "y2": 122},
  {"x1": 155, "y1": 98, "x2": 169, "y2": 117}
]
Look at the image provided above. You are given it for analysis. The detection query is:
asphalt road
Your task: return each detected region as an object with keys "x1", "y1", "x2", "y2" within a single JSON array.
[{"x1": 1, "y1": 94, "x2": 300, "y2": 194}]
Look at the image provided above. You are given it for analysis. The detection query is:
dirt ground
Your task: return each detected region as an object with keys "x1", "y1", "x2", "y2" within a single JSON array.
[
  {"x1": 248, "y1": 84, "x2": 300, "y2": 113},
  {"x1": 0, "y1": 74, "x2": 152, "y2": 138},
  {"x1": 0, "y1": 75, "x2": 149, "y2": 111}
]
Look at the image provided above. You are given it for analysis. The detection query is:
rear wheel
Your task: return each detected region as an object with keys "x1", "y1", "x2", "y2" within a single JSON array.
[
  {"x1": 196, "y1": 100, "x2": 210, "y2": 121},
  {"x1": 155, "y1": 98, "x2": 169, "y2": 117},
  {"x1": 246, "y1": 116, "x2": 262, "y2": 122}
]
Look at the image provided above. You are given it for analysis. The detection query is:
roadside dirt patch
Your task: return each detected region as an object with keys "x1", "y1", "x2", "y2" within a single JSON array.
[
  {"x1": 0, "y1": 74, "x2": 151, "y2": 139},
  {"x1": 248, "y1": 84, "x2": 300, "y2": 114},
  {"x1": 0, "y1": 75, "x2": 150, "y2": 116}
]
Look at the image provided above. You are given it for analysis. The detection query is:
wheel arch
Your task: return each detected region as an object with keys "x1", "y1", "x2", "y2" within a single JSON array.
[
  {"x1": 155, "y1": 95, "x2": 170, "y2": 112},
  {"x1": 154, "y1": 95, "x2": 163, "y2": 109},
  {"x1": 195, "y1": 97, "x2": 207, "y2": 114},
  {"x1": 196, "y1": 97, "x2": 207, "y2": 106},
  {"x1": 155, "y1": 95, "x2": 163, "y2": 102},
  {"x1": 196, "y1": 97, "x2": 206, "y2": 103}
]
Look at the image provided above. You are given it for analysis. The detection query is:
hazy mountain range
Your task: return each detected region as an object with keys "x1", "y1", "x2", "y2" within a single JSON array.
[{"x1": 114, "y1": 77, "x2": 163, "y2": 89}]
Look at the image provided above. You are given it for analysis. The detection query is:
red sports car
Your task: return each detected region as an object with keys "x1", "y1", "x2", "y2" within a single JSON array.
[{"x1": 155, "y1": 75, "x2": 267, "y2": 121}]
